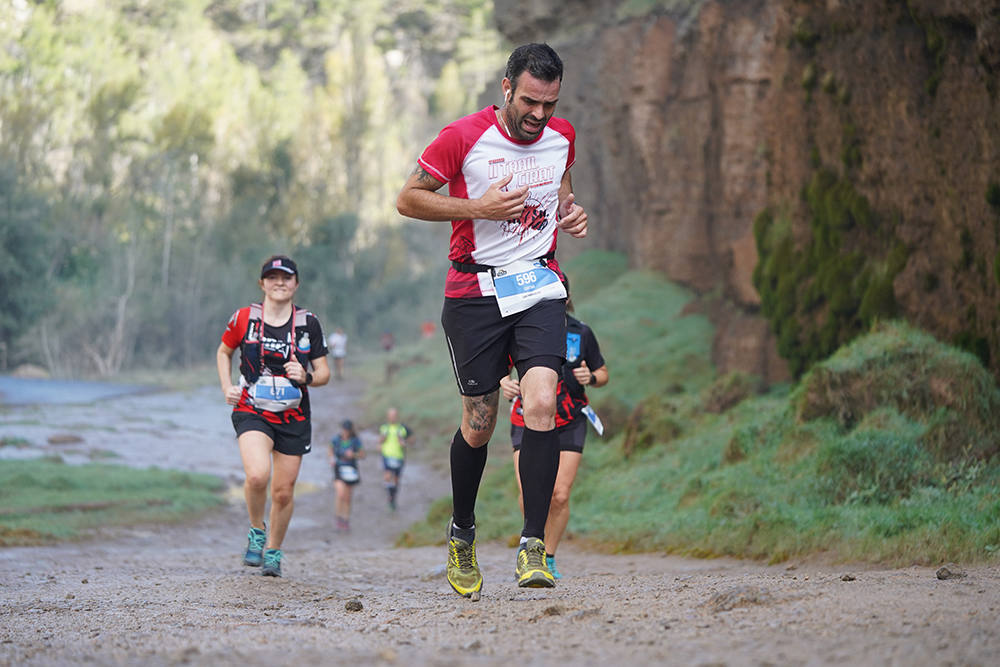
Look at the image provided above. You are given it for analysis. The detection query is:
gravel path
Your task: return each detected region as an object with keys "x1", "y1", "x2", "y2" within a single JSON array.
[{"x1": 1, "y1": 379, "x2": 998, "y2": 666}]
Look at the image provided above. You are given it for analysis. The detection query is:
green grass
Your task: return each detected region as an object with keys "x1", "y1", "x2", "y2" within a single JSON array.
[
  {"x1": 0, "y1": 459, "x2": 225, "y2": 545},
  {"x1": 369, "y1": 250, "x2": 1000, "y2": 565}
]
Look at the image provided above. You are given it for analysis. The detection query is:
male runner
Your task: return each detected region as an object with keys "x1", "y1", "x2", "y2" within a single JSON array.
[
  {"x1": 378, "y1": 407, "x2": 411, "y2": 511},
  {"x1": 396, "y1": 43, "x2": 588, "y2": 598}
]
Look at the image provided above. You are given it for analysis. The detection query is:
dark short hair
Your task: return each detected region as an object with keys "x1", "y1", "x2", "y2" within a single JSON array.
[{"x1": 505, "y1": 43, "x2": 563, "y2": 90}]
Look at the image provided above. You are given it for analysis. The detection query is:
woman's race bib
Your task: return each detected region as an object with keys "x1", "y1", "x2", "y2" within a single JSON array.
[
  {"x1": 337, "y1": 464, "x2": 359, "y2": 483},
  {"x1": 247, "y1": 375, "x2": 302, "y2": 412},
  {"x1": 489, "y1": 259, "x2": 566, "y2": 317}
]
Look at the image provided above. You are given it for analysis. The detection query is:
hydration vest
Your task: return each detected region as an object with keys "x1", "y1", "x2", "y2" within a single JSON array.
[{"x1": 240, "y1": 303, "x2": 311, "y2": 385}]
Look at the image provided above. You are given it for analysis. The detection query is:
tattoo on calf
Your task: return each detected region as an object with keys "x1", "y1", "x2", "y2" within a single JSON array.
[{"x1": 464, "y1": 390, "x2": 499, "y2": 433}]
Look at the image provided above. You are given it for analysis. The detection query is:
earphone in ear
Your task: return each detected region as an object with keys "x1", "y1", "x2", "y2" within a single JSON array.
[{"x1": 504, "y1": 90, "x2": 511, "y2": 103}]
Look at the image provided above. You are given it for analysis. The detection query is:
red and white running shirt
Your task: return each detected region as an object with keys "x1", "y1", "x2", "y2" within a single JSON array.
[{"x1": 418, "y1": 105, "x2": 575, "y2": 298}]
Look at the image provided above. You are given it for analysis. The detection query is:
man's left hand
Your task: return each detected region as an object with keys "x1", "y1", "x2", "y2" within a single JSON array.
[{"x1": 557, "y1": 193, "x2": 587, "y2": 238}]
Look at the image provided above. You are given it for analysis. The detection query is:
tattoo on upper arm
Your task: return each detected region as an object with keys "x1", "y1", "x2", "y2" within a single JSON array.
[{"x1": 413, "y1": 165, "x2": 440, "y2": 188}]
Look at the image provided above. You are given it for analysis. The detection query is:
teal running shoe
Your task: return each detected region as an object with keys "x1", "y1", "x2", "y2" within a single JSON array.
[
  {"x1": 546, "y1": 554, "x2": 562, "y2": 580},
  {"x1": 243, "y1": 526, "x2": 266, "y2": 567},
  {"x1": 261, "y1": 548, "x2": 282, "y2": 577}
]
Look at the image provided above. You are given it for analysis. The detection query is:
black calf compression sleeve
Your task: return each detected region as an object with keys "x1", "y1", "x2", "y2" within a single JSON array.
[
  {"x1": 450, "y1": 428, "x2": 487, "y2": 529},
  {"x1": 518, "y1": 426, "x2": 559, "y2": 539}
]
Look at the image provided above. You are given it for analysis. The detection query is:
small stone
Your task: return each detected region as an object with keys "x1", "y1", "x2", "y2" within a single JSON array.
[
  {"x1": 936, "y1": 565, "x2": 966, "y2": 580},
  {"x1": 543, "y1": 605, "x2": 562, "y2": 616},
  {"x1": 704, "y1": 585, "x2": 772, "y2": 613},
  {"x1": 345, "y1": 599, "x2": 363, "y2": 612},
  {"x1": 841, "y1": 573, "x2": 856, "y2": 581},
  {"x1": 48, "y1": 434, "x2": 84, "y2": 445},
  {"x1": 81, "y1": 579, "x2": 88, "y2": 584}
]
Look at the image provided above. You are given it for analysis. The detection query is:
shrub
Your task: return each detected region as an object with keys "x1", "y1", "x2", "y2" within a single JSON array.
[
  {"x1": 795, "y1": 321, "x2": 1000, "y2": 460},
  {"x1": 815, "y1": 428, "x2": 930, "y2": 504}
]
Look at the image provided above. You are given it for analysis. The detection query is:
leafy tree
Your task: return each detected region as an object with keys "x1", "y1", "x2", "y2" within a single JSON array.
[{"x1": 0, "y1": 162, "x2": 53, "y2": 369}]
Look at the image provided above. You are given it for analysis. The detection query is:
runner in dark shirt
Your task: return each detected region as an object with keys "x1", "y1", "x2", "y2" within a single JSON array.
[{"x1": 501, "y1": 287, "x2": 608, "y2": 580}]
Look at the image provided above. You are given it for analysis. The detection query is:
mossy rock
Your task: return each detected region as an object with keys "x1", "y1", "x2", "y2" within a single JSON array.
[
  {"x1": 621, "y1": 395, "x2": 684, "y2": 459},
  {"x1": 794, "y1": 321, "x2": 1000, "y2": 461},
  {"x1": 702, "y1": 371, "x2": 762, "y2": 414},
  {"x1": 987, "y1": 181, "x2": 1000, "y2": 212},
  {"x1": 589, "y1": 393, "x2": 632, "y2": 437},
  {"x1": 753, "y1": 168, "x2": 907, "y2": 376}
]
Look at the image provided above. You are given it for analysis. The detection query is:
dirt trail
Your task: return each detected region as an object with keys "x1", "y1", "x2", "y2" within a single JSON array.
[{"x1": 1, "y1": 379, "x2": 998, "y2": 666}]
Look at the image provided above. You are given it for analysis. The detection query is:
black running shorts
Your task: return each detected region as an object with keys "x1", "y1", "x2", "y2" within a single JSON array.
[
  {"x1": 334, "y1": 463, "x2": 360, "y2": 485},
  {"x1": 510, "y1": 417, "x2": 587, "y2": 453},
  {"x1": 232, "y1": 411, "x2": 312, "y2": 456},
  {"x1": 441, "y1": 296, "x2": 567, "y2": 396}
]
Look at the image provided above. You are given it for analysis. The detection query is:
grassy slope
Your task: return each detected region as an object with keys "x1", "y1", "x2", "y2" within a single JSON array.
[
  {"x1": 0, "y1": 459, "x2": 224, "y2": 546},
  {"x1": 363, "y1": 250, "x2": 1000, "y2": 564}
]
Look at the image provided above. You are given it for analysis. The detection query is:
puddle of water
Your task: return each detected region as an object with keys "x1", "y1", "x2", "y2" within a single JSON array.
[{"x1": 0, "y1": 376, "x2": 155, "y2": 406}]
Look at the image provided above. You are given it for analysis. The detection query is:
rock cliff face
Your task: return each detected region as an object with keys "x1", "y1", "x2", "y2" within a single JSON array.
[{"x1": 494, "y1": 0, "x2": 1000, "y2": 383}]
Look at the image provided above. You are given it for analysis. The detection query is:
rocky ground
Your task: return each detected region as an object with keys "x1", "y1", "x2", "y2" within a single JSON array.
[{"x1": 1, "y1": 378, "x2": 998, "y2": 666}]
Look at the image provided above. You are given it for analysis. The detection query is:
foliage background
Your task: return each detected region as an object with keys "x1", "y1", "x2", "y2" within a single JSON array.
[{"x1": 0, "y1": 0, "x2": 507, "y2": 376}]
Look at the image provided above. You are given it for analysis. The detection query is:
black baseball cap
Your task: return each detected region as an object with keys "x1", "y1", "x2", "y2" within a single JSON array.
[{"x1": 260, "y1": 255, "x2": 298, "y2": 279}]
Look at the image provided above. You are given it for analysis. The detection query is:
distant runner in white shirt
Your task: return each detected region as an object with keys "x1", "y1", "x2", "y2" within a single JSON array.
[{"x1": 327, "y1": 327, "x2": 347, "y2": 380}]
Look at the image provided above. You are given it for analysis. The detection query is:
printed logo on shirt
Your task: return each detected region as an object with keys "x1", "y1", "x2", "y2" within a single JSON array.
[
  {"x1": 500, "y1": 195, "x2": 548, "y2": 242},
  {"x1": 261, "y1": 334, "x2": 291, "y2": 358},
  {"x1": 566, "y1": 332, "x2": 581, "y2": 363},
  {"x1": 298, "y1": 332, "x2": 311, "y2": 353},
  {"x1": 488, "y1": 156, "x2": 555, "y2": 189},
  {"x1": 246, "y1": 319, "x2": 261, "y2": 343}
]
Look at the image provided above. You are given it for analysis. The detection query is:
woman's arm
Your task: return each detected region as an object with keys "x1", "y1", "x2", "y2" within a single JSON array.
[
  {"x1": 216, "y1": 343, "x2": 242, "y2": 405},
  {"x1": 284, "y1": 355, "x2": 331, "y2": 387}
]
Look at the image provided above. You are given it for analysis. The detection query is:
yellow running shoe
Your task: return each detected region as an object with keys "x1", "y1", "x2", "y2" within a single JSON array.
[
  {"x1": 516, "y1": 537, "x2": 555, "y2": 588},
  {"x1": 447, "y1": 532, "x2": 483, "y2": 600}
]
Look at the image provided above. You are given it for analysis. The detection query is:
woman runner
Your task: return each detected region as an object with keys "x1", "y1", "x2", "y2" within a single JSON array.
[
  {"x1": 329, "y1": 419, "x2": 363, "y2": 532},
  {"x1": 216, "y1": 255, "x2": 330, "y2": 577}
]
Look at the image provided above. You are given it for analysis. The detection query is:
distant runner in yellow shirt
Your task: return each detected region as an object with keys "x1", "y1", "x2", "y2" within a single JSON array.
[{"x1": 378, "y1": 407, "x2": 411, "y2": 511}]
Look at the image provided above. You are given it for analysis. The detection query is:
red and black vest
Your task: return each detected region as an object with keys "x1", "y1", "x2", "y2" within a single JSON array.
[{"x1": 239, "y1": 303, "x2": 311, "y2": 385}]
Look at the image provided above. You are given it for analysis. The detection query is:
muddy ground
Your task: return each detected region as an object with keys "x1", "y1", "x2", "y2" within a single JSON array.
[{"x1": 1, "y1": 378, "x2": 998, "y2": 666}]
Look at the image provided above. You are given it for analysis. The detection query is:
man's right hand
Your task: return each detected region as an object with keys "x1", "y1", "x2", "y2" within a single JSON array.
[{"x1": 475, "y1": 173, "x2": 529, "y2": 221}]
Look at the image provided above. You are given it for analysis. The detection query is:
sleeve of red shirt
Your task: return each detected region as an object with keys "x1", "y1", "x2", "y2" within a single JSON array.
[
  {"x1": 221, "y1": 307, "x2": 249, "y2": 349},
  {"x1": 417, "y1": 123, "x2": 467, "y2": 184},
  {"x1": 547, "y1": 117, "x2": 576, "y2": 171}
]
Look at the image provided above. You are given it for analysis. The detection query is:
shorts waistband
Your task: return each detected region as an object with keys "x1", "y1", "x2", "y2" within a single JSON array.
[{"x1": 451, "y1": 252, "x2": 555, "y2": 274}]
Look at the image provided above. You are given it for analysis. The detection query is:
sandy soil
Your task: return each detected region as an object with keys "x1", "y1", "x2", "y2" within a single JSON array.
[{"x1": 1, "y1": 379, "x2": 998, "y2": 666}]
